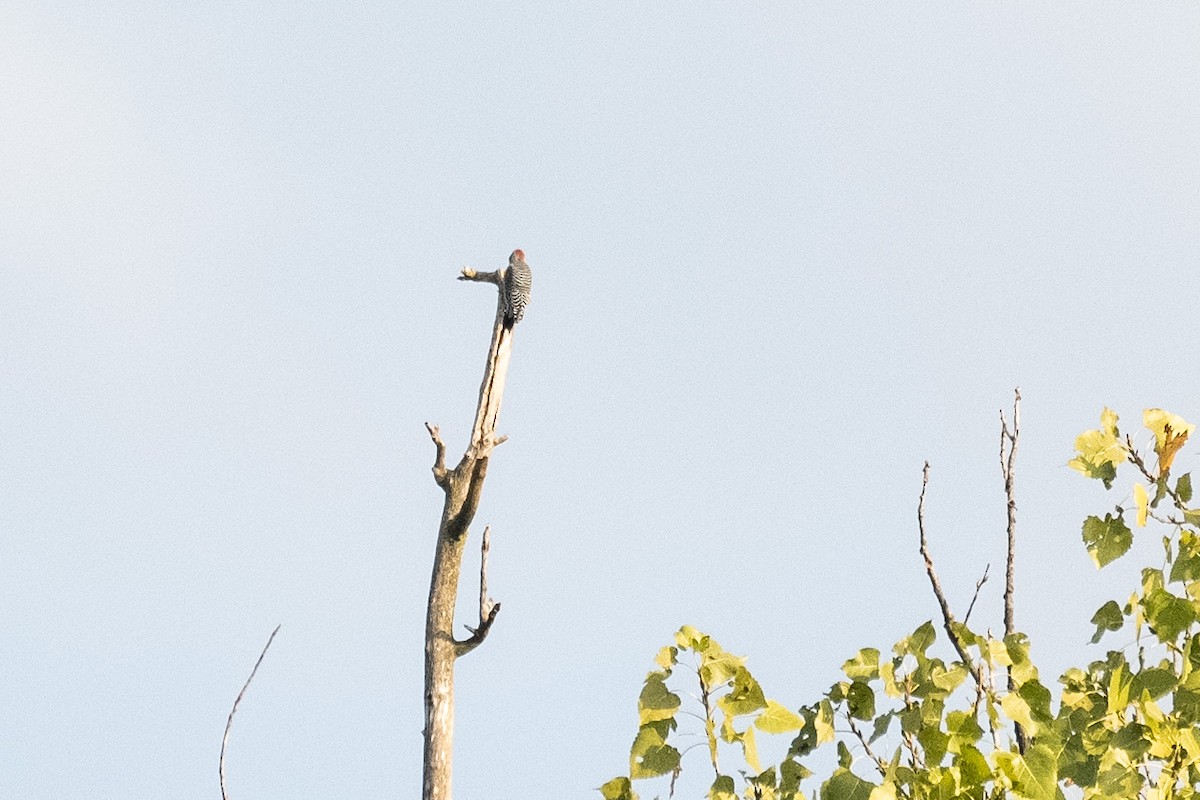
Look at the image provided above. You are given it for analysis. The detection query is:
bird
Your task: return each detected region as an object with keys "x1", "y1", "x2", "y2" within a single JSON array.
[{"x1": 502, "y1": 249, "x2": 532, "y2": 328}]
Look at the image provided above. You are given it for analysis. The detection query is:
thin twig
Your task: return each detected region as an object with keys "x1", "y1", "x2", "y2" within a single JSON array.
[
  {"x1": 917, "y1": 463, "x2": 973, "y2": 670},
  {"x1": 479, "y1": 525, "x2": 492, "y2": 622},
  {"x1": 456, "y1": 526, "x2": 502, "y2": 656},
  {"x1": 425, "y1": 423, "x2": 448, "y2": 487},
  {"x1": 999, "y1": 388, "x2": 1026, "y2": 754},
  {"x1": 457, "y1": 267, "x2": 503, "y2": 285},
  {"x1": 220, "y1": 625, "x2": 281, "y2": 800},
  {"x1": 963, "y1": 564, "x2": 990, "y2": 626},
  {"x1": 845, "y1": 711, "x2": 888, "y2": 777},
  {"x1": 1000, "y1": 388, "x2": 1020, "y2": 640}
]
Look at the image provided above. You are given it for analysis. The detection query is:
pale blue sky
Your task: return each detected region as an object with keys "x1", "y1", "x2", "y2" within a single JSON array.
[{"x1": 2, "y1": 3, "x2": 1199, "y2": 798}]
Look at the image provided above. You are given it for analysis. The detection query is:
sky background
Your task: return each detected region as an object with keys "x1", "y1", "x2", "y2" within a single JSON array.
[{"x1": 3, "y1": 3, "x2": 1199, "y2": 798}]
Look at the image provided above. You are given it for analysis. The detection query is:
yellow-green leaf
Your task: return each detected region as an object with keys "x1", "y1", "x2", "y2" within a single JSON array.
[
  {"x1": 755, "y1": 700, "x2": 805, "y2": 734},
  {"x1": 637, "y1": 673, "x2": 680, "y2": 725},
  {"x1": 741, "y1": 723, "x2": 761, "y2": 773},
  {"x1": 599, "y1": 777, "x2": 638, "y2": 800},
  {"x1": 708, "y1": 775, "x2": 736, "y2": 800},
  {"x1": 1070, "y1": 409, "x2": 1128, "y2": 486},
  {"x1": 1134, "y1": 483, "x2": 1149, "y2": 527},
  {"x1": 1145, "y1": 408, "x2": 1195, "y2": 475},
  {"x1": 654, "y1": 646, "x2": 677, "y2": 671}
]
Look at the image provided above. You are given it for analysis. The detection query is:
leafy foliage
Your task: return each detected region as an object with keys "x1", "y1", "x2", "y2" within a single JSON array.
[{"x1": 603, "y1": 407, "x2": 1200, "y2": 800}]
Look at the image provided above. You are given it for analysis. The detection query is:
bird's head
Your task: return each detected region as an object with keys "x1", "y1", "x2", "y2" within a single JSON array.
[{"x1": 510, "y1": 249, "x2": 525, "y2": 264}]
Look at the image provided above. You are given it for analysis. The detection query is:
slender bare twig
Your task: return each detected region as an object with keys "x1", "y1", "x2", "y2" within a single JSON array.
[
  {"x1": 425, "y1": 423, "x2": 448, "y2": 487},
  {"x1": 845, "y1": 711, "x2": 888, "y2": 777},
  {"x1": 478, "y1": 525, "x2": 492, "y2": 622},
  {"x1": 220, "y1": 625, "x2": 281, "y2": 800},
  {"x1": 1000, "y1": 389, "x2": 1020, "y2": 640},
  {"x1": 458, "y1": 267, "x2": 503, "y2": 286},
  {"x1": 917, "y1": 463, "x2": 973, "y2": 671},
  {"x1": 999, "y1": 388, "x2": 1026, "y2": 754},
  {"x1": 457, "y1": 526, "x2": 501, "y2": 656},
  {"x1": 963, "y1": 564, "x2": 990, "y2": 626},
  {"x1": 668, "y1": 765, "x2": 682, "y2": 799}
]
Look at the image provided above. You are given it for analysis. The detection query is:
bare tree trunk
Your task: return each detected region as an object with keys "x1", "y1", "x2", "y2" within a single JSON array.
[{"x1": 421, "y1": 265, "x2": 514, "y2": 800}]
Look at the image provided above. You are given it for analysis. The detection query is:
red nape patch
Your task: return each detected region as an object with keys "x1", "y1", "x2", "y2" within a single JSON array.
[{"x1": 511, "y1": 249, "x2": 524, "y2": 260}]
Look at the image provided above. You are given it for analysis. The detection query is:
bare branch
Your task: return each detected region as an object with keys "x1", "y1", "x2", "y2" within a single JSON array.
[
  {"x1": 963, "y1": 563, "x2": 990, "y2": 626},
  {"x1": 220, "y1": 625, "x2": 281, "y2": 800},
  {"x1": 918, "y1": 464, "x2": 964, "y2": 656},
  {"x1": 845, "y1": 711, "x2": 888, "y2": 778},
  {"x1": 479, "y1": 525, "x2": 492, "y2": 622},
  {"x1": 425, "y1": 423, "x2": 448, "y2": 487},
  {"x1": 1000, "y1": 388, "x2": 1020, "y2": 639},
  {"x1": 917, "y1": 463, "x2": 976, "y2": 675},
  {"x1": 999, "y1": 388, "x2": 1027, "y2": 754},
  {"x1": 458, "y1": 267, "x2": 503, "y2": 285},
  {"x1": 456, "y1": 526, "x2": 501, "y2": 656},
  {"x1": 456, "y1": 603, "x2": 502, "y2": 657}
]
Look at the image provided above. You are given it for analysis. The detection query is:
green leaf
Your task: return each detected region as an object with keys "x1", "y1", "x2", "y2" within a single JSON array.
[
  {"x1": 1107, "y1": 661, "x2": 1132, "y2": 714},
  {"x1": 1170, "y1": 531, "x2": 1200, "y2": 583},
  {"x1": 788, "y1": 701, "x2": 833, "y2": 758},
  {"x1": 868, "y1": 782, "x2": 897, "y2": 800},
  {"x1": 1096, "y1": 763, "x2": 1143, "y2": 798},
  {"x1": 1175, "y1": 686, "x2": 1200, "y2": 725},
  {"x1": 740, "y1": 724, "x2": 761, "y2": 773},
  {"x1": 755, "y1": 700, "x2": 805, "y2": 734},
  {"x1": 945, "y1": 710, "x2": 983, "y2": 751},
  {"x1": 919, "y1": 696, "x2": 945, "y2": 727},
  {"x1": 869, "y1": 712, "x2": 893, "y2": 743},
  {"x1": 748, "y1": 767, "x2": 778, "y2": 792},
  {"x1": 1110, "y1": 722, "x2": 1150, "y2": 759},
  {"x1": 931, "y1": 662, "x2": 968, "y2": 693},
  {"x1": 708, "y1": 774, "x2": 736, "y2": 800},
  {"x1": 954, "y1": 744, "x2": 992, "y2": 786},
  {"x1": 719, "y1": 666, "x2": 767, "y2": 717},
  {"x1": 1186, "y1": 508, "x2": 1200, "y2": 528},
  {"x1": 993, "y1": 744, "x2": 1059, "y2": 800},
  {"x1": 1006, "y1": 633, "x2": 1038, "y2": 686},
  {"x1": 836, "y1": 741, "x2": 853, "y2": 769},
  {"x1": 599, "y1": 777, "x2": 638, "y2": 800},
  {"x1": 821, "y1": 768, "x2": 876, "y2": 800},
  {"x1": 846, "y1": 680, "x2": 876, "y2": 721},
  {"x1": 699, "y1": 648, "x2": 744, "y2": 687},
  {"x1": 629, "y1": 720, "x2": 681, "y2": 779},
  {"x1": 1000, "y1": 693, "x2": 1036, "y2": 736},
  {"x1": 675, "y1": 625, "x2": 708, "y2": 650},
  {"x1": 898, "y1": 704, "x2": 921, "y2": 735},
  {"x1": 843, "y1": 648, "x2": 881, "y2": 681},
  {"x1": 1143, "y1": 587, "x2": 1196, "y2": 642},
  {"x1": 816, "y1": 699, "x2": 835, "y2": 743},
  {"x1": 1131, "y1": 666, "x2": 1177, "y2": 700},
  {"x1": 653, "y1": 645, "x2": 677, "y2": 671},
  {"x1": 1082, "y1": 514, "x2": 1133, "y2": 568},
  {"x1": 916, "y1": 725, "x2": 948, "y2": 765},
  {"x1": 1069, "y1": 410, "x2": 1126, "y2": 487},
  {"x1": 1018, "y1": 679, "x2": 1053, "y2": 723},
  {"x1": 780, "y1": 758, "x2": 811, "y2": 796},
  {"x1": 1179, "y1": 473, "x2": 1194, "y2": 504},
  {"x1": 1089, "y1": 600, "x2": 1125, "y2": 644},
  {"x1": 637, "y1": 673, "x2": 680, "y2": 725},
  {"x1": 1152, "y1": 475, "x2": 1169, "y2": 509},
  {"x1": 894, "y1": 621, "x2": 936, "y2": 658},
  {"x1": 1022, "y1": 743, "x2": 1061, "y2": 800}
]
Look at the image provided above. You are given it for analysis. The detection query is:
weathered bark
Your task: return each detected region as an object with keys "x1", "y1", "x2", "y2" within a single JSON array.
[{"x1": 422, "y1": 265, "x2": 513, "y2": 800}]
